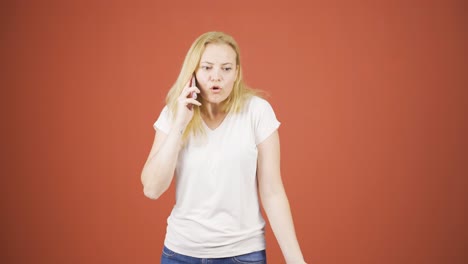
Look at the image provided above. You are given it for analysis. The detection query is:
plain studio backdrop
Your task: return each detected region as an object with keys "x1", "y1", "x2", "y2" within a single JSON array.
[{"x1": 2, "y1": 0, "x2": 467, "y2": 263}]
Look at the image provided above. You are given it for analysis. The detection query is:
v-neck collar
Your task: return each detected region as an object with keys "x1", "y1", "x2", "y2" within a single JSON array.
[{"x1": 201, "y1": 112, "x2": 231, "y2": 132}]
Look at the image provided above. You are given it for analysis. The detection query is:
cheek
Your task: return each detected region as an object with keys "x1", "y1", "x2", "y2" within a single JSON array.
[
  {"x1": 226, "y1": 75, "x2": 237, "y2": 88},
  {"x1": 195, "y1": 74, "x2": 208, "y2": 87}
]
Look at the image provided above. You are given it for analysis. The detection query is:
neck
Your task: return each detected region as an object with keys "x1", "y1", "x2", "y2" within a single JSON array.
[{"x1": 202, "y1": 102, "x2": 226, "y2": 120}]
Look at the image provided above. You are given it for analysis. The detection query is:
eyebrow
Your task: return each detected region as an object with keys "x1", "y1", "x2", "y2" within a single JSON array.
[{"x1": 200, "y1": 62, "x2": 233, "y2": 65}]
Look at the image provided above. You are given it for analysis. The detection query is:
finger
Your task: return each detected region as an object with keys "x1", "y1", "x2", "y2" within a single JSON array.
[
  {"x1": 181, "y1": 86, "x2": 200, "y2": 98},
  {"x1": 190, "y1": 75, "x2": 196, "y2": 87},
  {"x1": 185, "y1": 98, "x2": 201, "y2": 110},
  {"x1": 185, "y1": 98, "x2": 201, "y2": 107},
  {"x1": 190, "y1": 87, "x2": 201, "y2": 99}
]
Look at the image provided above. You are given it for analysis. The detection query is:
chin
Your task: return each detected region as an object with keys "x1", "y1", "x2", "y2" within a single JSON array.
[{"x1": 206, "y1": 95, "x2": 229, "y2": 104}]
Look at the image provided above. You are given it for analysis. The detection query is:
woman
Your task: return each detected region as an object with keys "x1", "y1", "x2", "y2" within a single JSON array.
[{"x1": 141, "y1": 31, "x2": 306, "y2": 264}]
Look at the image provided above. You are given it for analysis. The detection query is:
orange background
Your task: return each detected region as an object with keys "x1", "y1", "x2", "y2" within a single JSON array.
[{"x1": 2, "y1": 0, "x2": 467, "y2": 263}]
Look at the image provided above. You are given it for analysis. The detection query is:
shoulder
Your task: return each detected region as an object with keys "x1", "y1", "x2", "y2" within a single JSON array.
[
  {"x1": 158, "y1": 105, "x2": 172, "y2": 119},
  {"x1": 242, "y1": 95, "x2": 280, "y2": 124},
  {"x1": 160, "y1": 105, "x2": 169, "y2": 113},
  {"x1": 153, "y1": 105, "x2": 173, "y2": 132},
  {"x1": 245, "y1": 95, "x2": 274, "y2": 112}
]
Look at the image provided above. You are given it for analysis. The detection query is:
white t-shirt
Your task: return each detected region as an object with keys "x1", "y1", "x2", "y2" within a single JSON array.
[{"x1": 154, "y1": 96, "x2": 281, "y2": 258}]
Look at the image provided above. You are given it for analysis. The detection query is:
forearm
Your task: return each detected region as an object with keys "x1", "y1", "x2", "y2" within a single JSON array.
[
  {"x1": 262, "y1": 190, "x2": 305, "y2": 264},
  {"x1": 141, "y1": 125, "x2": 184, "y2": 199}
]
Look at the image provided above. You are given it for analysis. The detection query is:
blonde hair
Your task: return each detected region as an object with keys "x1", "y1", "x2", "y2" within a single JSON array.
[{"x1": 166, "y1": 31, "x2": 259, "y2": 140}]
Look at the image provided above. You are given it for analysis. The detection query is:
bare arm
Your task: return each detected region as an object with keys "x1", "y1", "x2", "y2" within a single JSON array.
[
  {"x1": 140, "y1": 126, "x2": 184, "y2": 199},
  {"x1": 141, "y1": 82, "x2": 200, "y2": 199},
  {"x1": 257, "y1": 130, "x2": 306, "y2": 263}
]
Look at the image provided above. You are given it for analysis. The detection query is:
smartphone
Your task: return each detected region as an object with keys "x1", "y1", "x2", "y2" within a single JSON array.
[{"x1": 190, "y1": 75, "x2": 197, "y2": 99}]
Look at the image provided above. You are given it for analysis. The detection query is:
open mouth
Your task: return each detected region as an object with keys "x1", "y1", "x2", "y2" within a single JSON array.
[{"x1": 211, "y1": 86, "x2": 221, "y2": 91}]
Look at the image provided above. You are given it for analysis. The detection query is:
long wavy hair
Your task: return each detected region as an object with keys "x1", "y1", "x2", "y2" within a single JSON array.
[{"x1": 165, "y1": 31, "x2": 259, "y2": 140}]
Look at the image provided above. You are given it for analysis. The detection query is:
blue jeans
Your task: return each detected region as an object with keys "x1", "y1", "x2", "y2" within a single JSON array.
[{"x1": 161, "y1": 246, "x2": 267, "y2": 264}]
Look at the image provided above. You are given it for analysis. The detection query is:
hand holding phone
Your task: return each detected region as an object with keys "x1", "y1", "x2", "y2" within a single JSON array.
[{"x1": 190, "y1": 75, "x2": 197, "y2": 99}]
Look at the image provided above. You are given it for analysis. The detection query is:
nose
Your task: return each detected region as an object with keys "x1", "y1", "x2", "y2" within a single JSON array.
[{"x1": 210, "y1": 68, "x2": 222, "y2": 82}]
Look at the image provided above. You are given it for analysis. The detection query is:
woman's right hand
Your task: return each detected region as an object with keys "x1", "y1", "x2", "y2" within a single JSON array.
[{"x1": 174, "y1": 78, "x2": 201, "y2": 129}]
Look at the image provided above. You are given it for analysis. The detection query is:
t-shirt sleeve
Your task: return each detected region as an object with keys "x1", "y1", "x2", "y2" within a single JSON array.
[
  {"x1": 253, "y1": 98, "x2": 281, "y2": 145},
  {"x1": 153, "y1": 106, "x2": 172, "y2": 134}
]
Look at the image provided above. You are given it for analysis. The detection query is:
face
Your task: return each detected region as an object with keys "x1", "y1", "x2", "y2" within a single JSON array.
[{"x1": 195, "y1": 43, "x2": 238, "y2": 106}]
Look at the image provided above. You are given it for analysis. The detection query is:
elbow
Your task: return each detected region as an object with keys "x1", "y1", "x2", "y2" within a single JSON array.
[
  {"x1": 140, "y1": 167, "x2": 170, "y2": 200},
  {"x1": 141, "y1": 176, "x2": 168, "y2": 200},
  {"x1": 259, "y1": 185, "x2": 288, "y2": 206},
  {"x1": 140, "y1": 169, "x2": 162, "y2": 200},
  {"x1": 143, "y1": 185, "x2": 162, "y2": 200}
]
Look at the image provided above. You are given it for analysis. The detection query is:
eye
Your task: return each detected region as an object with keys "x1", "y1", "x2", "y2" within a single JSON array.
[
  {"x1": 223, "y1": 67, "x2": 232, "y2": 72},
  {"x1": 201, "y1": 66, "x2": 212, "y2": 70}
]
